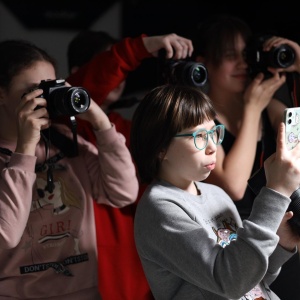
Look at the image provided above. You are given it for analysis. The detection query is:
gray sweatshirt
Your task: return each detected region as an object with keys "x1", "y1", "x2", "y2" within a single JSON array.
[{"x1": 134, "y1": 180, "x2": 295, "y2": 300}]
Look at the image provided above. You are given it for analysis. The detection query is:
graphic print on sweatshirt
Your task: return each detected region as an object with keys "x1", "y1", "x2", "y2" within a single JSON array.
[
  {"x1": 19, "y1": 170, "x2": 88, "y2": 276},
  {"x1": 212, "y1": 218, "x2": 266, "y2": 300}
]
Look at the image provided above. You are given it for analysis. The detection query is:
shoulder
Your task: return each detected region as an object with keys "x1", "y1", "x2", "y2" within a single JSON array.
[{"x1": 137, "y1": 181, "x2": 186, "y2": 212}]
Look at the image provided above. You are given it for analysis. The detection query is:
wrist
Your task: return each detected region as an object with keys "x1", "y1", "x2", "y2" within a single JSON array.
[{"x1": 15, "y1": 142, "x2": 36, "y2": 156}]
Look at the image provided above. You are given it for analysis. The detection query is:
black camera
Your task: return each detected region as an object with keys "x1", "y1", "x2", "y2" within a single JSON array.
[
  {"x1": 163, "y1": 60, "x2": 207, "y2": 87},
  {"x1": 37, "y1": 79, "x2": 90, "y2": 118},
  {"x1": 246, "y1": 35, "x2": 295, "y2": 77},
  {"x1": 158, "y1": 49, "x2": 208, "y2": 87},
  {"x1": 162, "y1": 60, "x2": 208, "y2": 87}
]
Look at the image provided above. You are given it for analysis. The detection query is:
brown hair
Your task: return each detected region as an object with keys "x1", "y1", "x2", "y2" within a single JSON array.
[
  {"x1": 0, "y1": 39, "x2": 57, "y2": 90},
  {"x1": 193, "y1": 14, "x2": 252, "y2": 66},
  {"x1": 130, "y1": 84, "x2": 216, "y2": 183}
]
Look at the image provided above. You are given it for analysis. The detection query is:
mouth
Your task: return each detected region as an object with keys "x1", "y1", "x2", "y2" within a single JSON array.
[
  {"x1": 233, "y1": 73, "x2": 248, "y2": 80},
  {"x1": 205, "y1": 162, "x2": 216, "y2": 170}
]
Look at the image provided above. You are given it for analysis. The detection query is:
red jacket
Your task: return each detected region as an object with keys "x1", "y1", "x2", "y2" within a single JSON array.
[{"x1": 67, "y1": 34, "x2": 153, "y2": 300}]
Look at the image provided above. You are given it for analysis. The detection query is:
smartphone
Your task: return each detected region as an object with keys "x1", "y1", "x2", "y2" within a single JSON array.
[{"x1": 283, "y1": 107, "x2": 300, "y2": 150}]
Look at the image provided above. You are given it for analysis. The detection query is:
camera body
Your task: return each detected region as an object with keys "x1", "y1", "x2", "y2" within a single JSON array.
[
  {"x1": 246, "y1": 35, "x2": 295, "y2": 77},
  {"x1": 37, "y1": 79, "x2": 90, "y2": 118}
]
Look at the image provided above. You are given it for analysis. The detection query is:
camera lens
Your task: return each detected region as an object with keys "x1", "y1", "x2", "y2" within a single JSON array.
[
  {"x1": 191, "y1": 64, "x2": 208, "y2": 87},
  {"x1": 48, "y1": 87, "x2": 90, "y2": 117},
  {"x1": 175, "y1": 61, "x2": 207, "y2": 87},
  {"x1": 163, "y1": 60, "x2": 208, "y2": 87},
  {"x1": 70, "y1": 89, "x2": 90, "y2": 112},
  {"x1": 271, "y1": 44, "x2": 295, "y2": 68}
]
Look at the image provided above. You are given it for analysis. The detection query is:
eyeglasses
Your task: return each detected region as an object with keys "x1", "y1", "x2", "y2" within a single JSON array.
[{"x1": 174, "y1": 124, "x2": 225, "y2": 150}]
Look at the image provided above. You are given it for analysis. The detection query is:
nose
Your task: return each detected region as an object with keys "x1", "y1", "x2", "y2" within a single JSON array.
[{"x1": 205, "y1": 137, "x2": 217, "y2": 154}]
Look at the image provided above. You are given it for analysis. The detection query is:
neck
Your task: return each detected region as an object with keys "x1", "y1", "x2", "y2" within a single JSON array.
[{"x1": 159, "y1": 174, "x2": 199, "y2": 195}]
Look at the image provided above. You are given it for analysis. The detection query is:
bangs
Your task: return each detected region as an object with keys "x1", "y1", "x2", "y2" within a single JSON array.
[{"x1": 171, "y1": 87, "x2": 216, "y2": 133}]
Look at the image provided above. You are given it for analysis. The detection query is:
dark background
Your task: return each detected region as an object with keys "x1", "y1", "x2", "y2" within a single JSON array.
[
  {"x1": 122, "y1": 0, "x2": 300, "y2": 40},
  {"x1": 121, "y1": 0, "x2": 300, "y2": 94},
  {"x1": 3, "y1": 0, "x2": 298, "y2": 39},
  {"x1": 2, "y1": 0, "x2": 299, "y2": 95}
]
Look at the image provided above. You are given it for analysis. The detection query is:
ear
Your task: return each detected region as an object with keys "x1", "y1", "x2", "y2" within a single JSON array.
[
  {"x1": 195, "y1": 55, "x2": 205, "y2": 64},
  {"x1": 158, "y1": 149, "x2": 167, "y2": 161}
]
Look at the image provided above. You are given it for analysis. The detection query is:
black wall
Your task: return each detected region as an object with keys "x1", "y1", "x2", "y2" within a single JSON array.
[
  {"x1": 121, "y1": 0, "x2": 300, "y2": 95},
  {"x1": 122, "y1": 1, "x2": 300, "y2": 40}
]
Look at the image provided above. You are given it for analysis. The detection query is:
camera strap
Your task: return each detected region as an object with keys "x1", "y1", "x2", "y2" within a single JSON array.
[
  {"x1": 0, "y1": 123, "x2": 78, "y2": 194},
  {"x1": 286, "y1": 72, "x2": 300, "y2": 107},
  {"x1": 39, "y1": 123, "x2": 79, "y2": 193},
  {"x1": 0, "y1": 147, "x2": 12, "y2": 156},
  {"x1": 41, "y1": 125, "x2": 78, "y2": 159}
]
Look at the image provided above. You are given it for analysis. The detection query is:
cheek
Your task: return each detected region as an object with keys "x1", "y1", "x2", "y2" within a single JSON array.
[
  {"x1": 3, "y1": 90, "x2": 21, "y2": 112},
  {"x1": 166, "y1": 142, "x2": 199, "y2": 165},
  {"x1": 208, "y1": 64, "x2": 227, "y2": 82}
]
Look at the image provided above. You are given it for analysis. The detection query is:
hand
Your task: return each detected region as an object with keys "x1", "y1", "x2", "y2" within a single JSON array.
[
  {"x1": 75, "y1": 97, "x2": 111, "y2": 131},
  {"x1": 243, "y1": 69, "x2": 286, "y2": 112},
  {"x1": 64, "y1": 81, "x2": 111, "y2": 131},
  {"x1": 277, "y1": 211, "x2": 300, "y2": 251},
  {"x1": 15, "y1": 89, "x2": 51, "y2": 155},
  {"x1": 142, "y1": 33, "x2": 193, "y2": 60},
  {"x1": 264, "y1": 122, "x2": 300, "y2": 198},
  {"x1": 263, "y1": 36, "x2": 300, "y2": 74}
]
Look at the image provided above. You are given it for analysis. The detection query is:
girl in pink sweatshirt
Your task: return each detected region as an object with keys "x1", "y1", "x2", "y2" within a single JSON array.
[{"x1": 0, "y1": 39, "x2": 138, "y2": 299}]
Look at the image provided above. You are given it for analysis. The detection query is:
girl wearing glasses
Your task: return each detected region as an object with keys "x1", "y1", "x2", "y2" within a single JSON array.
[{"x1": 130, "y1": 84, "x2": 300, "y2": 300}]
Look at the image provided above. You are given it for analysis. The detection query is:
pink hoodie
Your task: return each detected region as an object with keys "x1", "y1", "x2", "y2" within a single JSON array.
[{"x1": 0, "y1": 123, "x2": 138, "y2": 299}]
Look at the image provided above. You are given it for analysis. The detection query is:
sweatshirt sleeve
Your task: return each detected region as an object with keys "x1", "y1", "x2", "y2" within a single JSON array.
[
  {"x1": 77, "y1": 124, "x2": 138, "y2": 207},
  {"x1": 67, "y1": 34, "x2": 151, "y2": 106},
  {"x1": 263, "y1": 242, "x2": 297, "y2": 285},
  {"x1": 0, "y1": 153, "x2": 36, "y2": 249}
]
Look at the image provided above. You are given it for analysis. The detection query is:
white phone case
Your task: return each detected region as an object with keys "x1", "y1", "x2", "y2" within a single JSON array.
[{"x1": 283, "y1": 107, "x2": 300, "y2": 150}]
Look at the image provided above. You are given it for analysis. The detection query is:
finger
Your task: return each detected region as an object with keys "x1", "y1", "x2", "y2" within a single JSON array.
[
  {"x1": 276, "y1": 122, "x2": 286, "y2": 159},
  {"x1": 252, "y1": 72, "x2": 264, "y2": 86},
  {"x1": 264, "y1": 37, "x2": 285, "y2": 50},
  {"x1": 21, "y1": 88, "x2": 43, "y2": 102},
  {"x1": 170, "y1": 40, "x2": 184, "y2": 59},
  {"x1": 267, "y1": 66, "x2": 285, "y2": 74},
  {"x1": 284, "y1": 211, "x2": 294, "y2": 221},
  {"x1": 262, "y1": 71, "x2": 286, "y2": 91},
  {"x1": 164, "y1": 43, "x2": 175, "y2": 59},
  {"x1": 32, "y1": 106, "x2": 49, "y2": 119},
  {"x1": 186, "y1": 39, "x2": 194, "y2": 57},
  {"x1": 177, "y1": 38, "x2": 193, "y2": 57}
]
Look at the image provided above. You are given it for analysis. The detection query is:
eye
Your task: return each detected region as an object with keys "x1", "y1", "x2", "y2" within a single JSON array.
[
  {"x1": 195, "y1": 131, "x2": 207, "y2": 140},
  {"x1": 223, "y1": 50, "x2": 237, "y2": 60},
  {"x1": 212, "y1": 129, "x2": 218, "y2": 138}
]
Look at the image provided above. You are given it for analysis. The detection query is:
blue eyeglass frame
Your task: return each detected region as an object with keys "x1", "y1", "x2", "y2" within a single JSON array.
[{"x1": 174, "y1": 124, "x2": 225, "y2": 150}]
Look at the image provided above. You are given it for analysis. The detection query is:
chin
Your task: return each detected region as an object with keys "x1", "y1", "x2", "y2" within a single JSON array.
[{"x1": 197, "y1": 173, "x2": 210, "y2": 182}]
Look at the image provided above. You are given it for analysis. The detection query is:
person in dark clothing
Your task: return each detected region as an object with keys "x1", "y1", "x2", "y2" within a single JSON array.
[{"x1": 192, "y1": 13, "x2": 300, "y2": 300}]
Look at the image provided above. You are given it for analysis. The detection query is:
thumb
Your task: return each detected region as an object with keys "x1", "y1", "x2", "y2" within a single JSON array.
[{"x1": 283, "y1": 211, "x2": 294, "y2": 222}]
